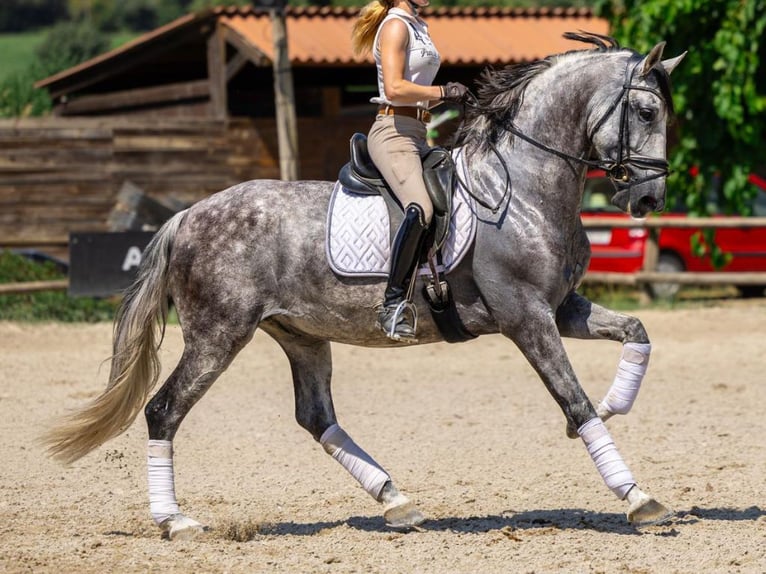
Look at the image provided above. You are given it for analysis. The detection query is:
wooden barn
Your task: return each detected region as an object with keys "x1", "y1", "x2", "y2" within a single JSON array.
[{"x1": 1, "y1": 5, "x2": 608, "y2": 247}]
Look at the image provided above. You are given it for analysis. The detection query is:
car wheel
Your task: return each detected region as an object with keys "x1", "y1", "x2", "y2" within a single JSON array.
[
  {"x1": 647, "y1": 252, "x2": 684, "y2": 300},
  {"x1": 737, "y1": 285, "x2": 765, "y2": 298}
]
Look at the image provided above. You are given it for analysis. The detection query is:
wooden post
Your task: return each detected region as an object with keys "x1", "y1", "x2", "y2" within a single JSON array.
[
  {"x1": 207, "y1": 23, "x2": 227, "y2": 120},
  {"x1": 322, "y1": 87, "x2": 341, "y2": 117},
  {"x1": 642, "y1": 228, "x2": 660, "y2": 270},
  {"x1": 271, "y1": 7, "x2": 299, "y2": 181}
]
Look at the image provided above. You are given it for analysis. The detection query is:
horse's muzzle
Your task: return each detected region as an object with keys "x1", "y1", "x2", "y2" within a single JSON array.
[
  {"x1": 631, "y1": 195, "x2": 665, "y2": 218},
  {"x1": 611, "y1": 187, "x2": 665, "y2": 218}
]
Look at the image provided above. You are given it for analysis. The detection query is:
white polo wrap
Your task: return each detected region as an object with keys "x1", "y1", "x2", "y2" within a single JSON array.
[
  {"x1": 320, "y1": 424, "x2": 390, "y2": 500},
  {"x1": 147, "y1": 439, "x2": 180, "y2": 524},
  {"x1": 578, "y1": 418, "x2": 636, "y2": 499},
  {"x1": 600, "y1": 342, "x2": 651, "y2": 415}
]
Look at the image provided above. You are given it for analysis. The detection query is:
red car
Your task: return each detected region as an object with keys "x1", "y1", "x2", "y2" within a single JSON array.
[{"x1": 581, "y1": 170, "x2": 766, "y2": 298}]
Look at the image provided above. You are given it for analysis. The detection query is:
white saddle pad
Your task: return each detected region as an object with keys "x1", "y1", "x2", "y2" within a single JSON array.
[{"x1": 326, "y1": 180, "x2": 477, "y2": 278}]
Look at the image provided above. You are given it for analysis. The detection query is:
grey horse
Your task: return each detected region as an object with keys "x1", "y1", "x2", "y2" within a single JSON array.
[{"x1": 44, "y1": 33, "x2": 685, "y2": 540}]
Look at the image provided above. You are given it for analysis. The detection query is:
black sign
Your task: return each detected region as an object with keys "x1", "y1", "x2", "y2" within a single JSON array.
[{"x1": 68, "y1": 231, "x2": 155, "y2": 297}]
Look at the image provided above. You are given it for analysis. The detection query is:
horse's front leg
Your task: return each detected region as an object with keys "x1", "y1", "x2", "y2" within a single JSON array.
[
  {"x1": 556, "y1": 291, "x2": 652, "y2": 432},
  {"x1": 506, "y1": 305, "x2": 672, "y2": 527}
]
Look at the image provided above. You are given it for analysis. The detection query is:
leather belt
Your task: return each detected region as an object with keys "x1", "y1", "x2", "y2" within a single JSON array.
[{"x1": 377, "y1": 105, "x2": 431, "y2": 123}]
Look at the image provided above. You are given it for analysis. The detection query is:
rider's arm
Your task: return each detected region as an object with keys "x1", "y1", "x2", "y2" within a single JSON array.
[{"x1": 379, "y1": 18, "x2": 442, "y2": 105}]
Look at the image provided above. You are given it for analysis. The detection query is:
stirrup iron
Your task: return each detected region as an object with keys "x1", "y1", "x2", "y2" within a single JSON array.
[{"x1": 383, "y1": 299, "x2": 418, "y2": 342}]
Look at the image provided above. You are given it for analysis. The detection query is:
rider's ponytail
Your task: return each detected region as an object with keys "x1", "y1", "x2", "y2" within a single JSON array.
[{"x1": 351, "y1": 0, "x2": 391, "y2": 56}]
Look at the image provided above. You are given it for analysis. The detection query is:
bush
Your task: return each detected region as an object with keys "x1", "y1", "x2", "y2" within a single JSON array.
[
  {"x1": 0, "y1": 20, "x2": 109, "y2": 118},
  {"x1": 0, "y1": 251, "x2": 118, "y2": 322},
  {"x1": 0, "y1": 68, "x2": 51, "y2": 118},
  {"x1": 35, "y1": 20, "x2": 110, "y2": 77}
]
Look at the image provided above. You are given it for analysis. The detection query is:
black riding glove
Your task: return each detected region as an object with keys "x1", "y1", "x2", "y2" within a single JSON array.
[{"x1": 440, "y1": 82, "x2": 469, "y2": 104}]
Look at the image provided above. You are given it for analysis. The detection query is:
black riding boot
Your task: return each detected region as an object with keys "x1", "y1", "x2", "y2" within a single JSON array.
[{"x1": 377, "y1": 203, "x2": 429, "y2": 342}]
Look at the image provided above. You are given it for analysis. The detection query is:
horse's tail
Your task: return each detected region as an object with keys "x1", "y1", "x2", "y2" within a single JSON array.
[{"x1": 42, "y1": 210, "x2": 188, "y2": 465}]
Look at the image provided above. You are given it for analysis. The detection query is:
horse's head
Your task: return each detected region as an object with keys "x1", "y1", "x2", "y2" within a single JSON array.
[{"x1": 589, "y1": 42, "x2": 686, "y2": 218}]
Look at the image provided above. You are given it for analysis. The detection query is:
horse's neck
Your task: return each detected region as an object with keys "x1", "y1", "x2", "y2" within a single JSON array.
[
  {"x1": 513, "y1": 59, "x2": 597, "y2": 166},
  {"x1": 473, "y1": 59, "x2": 603, "y2": 219}
]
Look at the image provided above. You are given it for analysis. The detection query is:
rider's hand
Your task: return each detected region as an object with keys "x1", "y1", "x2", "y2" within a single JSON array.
[{"x1": 440, "y1": 82, "x2": 469, "y2": 104}]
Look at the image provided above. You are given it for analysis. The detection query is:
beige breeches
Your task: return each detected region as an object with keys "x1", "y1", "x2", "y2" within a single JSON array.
[{"x1": 366, "y1": 114, "x2": 434, "y2": 224}]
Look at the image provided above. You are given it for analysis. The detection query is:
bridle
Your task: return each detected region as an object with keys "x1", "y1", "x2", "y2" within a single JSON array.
[
  {"x1": 453, "y1": 54, "x2": 671, "y2": 212},
  {"x1": 586, "y1": 55, "x2": 671, "y2": 188}
]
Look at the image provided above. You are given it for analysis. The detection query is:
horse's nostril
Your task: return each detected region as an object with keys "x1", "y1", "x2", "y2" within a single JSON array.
[{"x1": 639, "y1": 196, "x2": 659, "y2": 212}]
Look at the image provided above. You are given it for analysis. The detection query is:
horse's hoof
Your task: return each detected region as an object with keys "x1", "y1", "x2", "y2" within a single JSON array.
[
  {"x1": 160, "y1": 514, "x2": 209, "y2": 541},
  {"x1": 383, "y1": 494, "x2": 426, "y2": 529},
  {"x1": 627, "y1": 494, "x2": 674, "y2": 527}
]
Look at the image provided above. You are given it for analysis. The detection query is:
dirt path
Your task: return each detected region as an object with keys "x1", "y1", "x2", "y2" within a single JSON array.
[{"x1": 1, "y1": 301, "x2": 765, "y2": 573}]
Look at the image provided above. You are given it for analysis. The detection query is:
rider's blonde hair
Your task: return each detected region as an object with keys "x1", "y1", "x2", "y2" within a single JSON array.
[{"x1": 351, "y1": 0, "x2": 391, "y2": 56}]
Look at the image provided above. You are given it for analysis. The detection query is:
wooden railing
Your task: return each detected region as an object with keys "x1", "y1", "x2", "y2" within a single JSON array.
[
  {"x1": 0, "y1": 237, "x2": 69, "y2": 248},
  {"x1": 0, "y1": 237, "x2": 70, "y2": 295}
]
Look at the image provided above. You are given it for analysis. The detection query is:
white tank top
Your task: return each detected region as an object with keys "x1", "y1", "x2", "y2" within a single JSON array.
[{"x1": 371, "y1": 8, "x2": 441, "y2": 109}]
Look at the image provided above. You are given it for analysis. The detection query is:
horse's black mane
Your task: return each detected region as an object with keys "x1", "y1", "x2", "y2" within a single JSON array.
[{"x1": 455, "y1": 31, "x2": 674, "y2": 150}]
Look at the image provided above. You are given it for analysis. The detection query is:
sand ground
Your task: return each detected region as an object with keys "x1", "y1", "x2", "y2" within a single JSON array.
[{"x1": 1, "y1": 300, "x2": 765, "y2": 573}]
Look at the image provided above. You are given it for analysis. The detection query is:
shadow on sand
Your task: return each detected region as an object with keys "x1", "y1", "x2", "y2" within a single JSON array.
[{"x1": 238, "y1": 505, "x2": 764, "y2": 539}]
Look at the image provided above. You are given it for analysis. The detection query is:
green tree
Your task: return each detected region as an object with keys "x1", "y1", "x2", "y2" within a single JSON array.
[
  {"x1": 0, "y1": 0, "x2": 68, "y2": 33},
  {"x1": 68, "y1": 0, "x2": 191, "y2": 32},
  {"x1": 188, "y1": 0, "x2": 252, "y2": 10},
  {"x1": 595, "y1": 0, "x2": 766, "y2": 221}
]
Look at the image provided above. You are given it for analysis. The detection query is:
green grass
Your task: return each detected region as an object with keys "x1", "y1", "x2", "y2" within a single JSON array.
[
  {"x1": 0, "y1": 30, "x2": 46, "y2": 83},
  {"x1": 577, "y1": 283, "x2": 745, "y2": 311},
  {"x1": 0, "y1": 250, "x2": 118, "y2": 322}
]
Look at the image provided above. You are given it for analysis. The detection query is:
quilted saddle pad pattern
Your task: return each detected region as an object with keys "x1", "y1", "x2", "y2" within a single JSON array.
[{"x1": 326, "y1": 180, "x2": 477, "y2": 278}]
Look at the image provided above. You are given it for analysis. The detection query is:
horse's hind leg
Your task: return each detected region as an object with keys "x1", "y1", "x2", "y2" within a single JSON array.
[
  {"x1": 556, "y1": 292, "x2": 652, "y2": 430},
  {"x1": 268, "y1": 329, "x2": 425, "y2": 528},
  {"x1": 145, "y1": 322, "x2": 257, "y2": 540}
]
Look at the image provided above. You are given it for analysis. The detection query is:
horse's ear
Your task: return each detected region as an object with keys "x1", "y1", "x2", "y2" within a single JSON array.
[
  {"x1": 661, "y1": 52, "x2": 687, "y2": 76},
  {"x1": 638, "y1": 42, "x2": 666, "y2": 77}
]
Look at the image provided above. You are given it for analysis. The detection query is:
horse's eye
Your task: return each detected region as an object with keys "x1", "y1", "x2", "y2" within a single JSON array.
[{"x1": 638, "y1": 107, "x2": 656, "y2": 122}]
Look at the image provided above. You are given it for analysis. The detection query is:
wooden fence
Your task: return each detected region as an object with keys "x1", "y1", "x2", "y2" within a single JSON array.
[{"x1": 0, "y1": 115, "x2": 370, "y2": 246}]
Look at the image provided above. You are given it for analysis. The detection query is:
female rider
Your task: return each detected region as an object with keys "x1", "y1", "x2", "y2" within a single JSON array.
[{"x1": 351, "y1": 0, "x2": 467, "y2": 342}]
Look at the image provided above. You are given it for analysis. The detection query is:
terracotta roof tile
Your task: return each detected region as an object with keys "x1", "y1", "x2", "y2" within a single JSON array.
[{"x1": 220, "y1": 6, "x2": 609, "y2": 66}]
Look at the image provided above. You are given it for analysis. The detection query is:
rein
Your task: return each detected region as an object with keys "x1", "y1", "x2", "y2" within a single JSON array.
[{"x1": 450, "y1": 54, "x2": 671, "y2": 212}]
